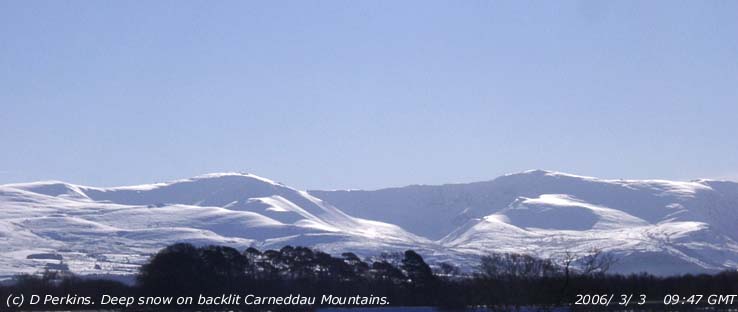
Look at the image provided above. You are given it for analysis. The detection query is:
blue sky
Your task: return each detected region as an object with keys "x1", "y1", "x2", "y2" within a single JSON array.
[{"x1": 2, "y1": 1, "x2": 737, "y2": 190}]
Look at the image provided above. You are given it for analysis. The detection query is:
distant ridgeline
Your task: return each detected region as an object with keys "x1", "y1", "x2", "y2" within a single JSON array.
[
  {"x1": 2, "y1": 243, "x2": 738, "y2": 310},
  {"x1": 3, "y1": 171, "x2": 738, "y2": 278}
]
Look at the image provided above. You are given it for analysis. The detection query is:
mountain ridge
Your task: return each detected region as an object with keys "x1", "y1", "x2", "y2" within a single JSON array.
[{"x1": 2, "y1": 170, "x2": 737, "y2": 278}]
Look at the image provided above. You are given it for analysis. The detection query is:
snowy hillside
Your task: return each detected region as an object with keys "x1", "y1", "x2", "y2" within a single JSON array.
[
  {"x1": 1, "y1": 170, "x2": 738, "y2": 278},
  {"x1": 0, "y1": 173, "x2": 435, "y2": 279},
  {"x1": 314, "y1": 170, "x2": 738, "y2": 275}
]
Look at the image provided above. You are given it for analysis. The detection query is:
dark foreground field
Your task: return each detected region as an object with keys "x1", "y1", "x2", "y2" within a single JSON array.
[{"x1": 2, "y1": 243, "x2": 738, "y2": 311}]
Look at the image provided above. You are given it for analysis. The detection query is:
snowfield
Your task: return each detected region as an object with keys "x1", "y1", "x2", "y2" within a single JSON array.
[{"x1": 1, "y1": 170, "x2": 737, "y2": 279}]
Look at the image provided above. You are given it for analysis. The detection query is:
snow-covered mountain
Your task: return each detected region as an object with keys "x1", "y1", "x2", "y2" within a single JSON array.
[
  {"x1": 314, "y1": 170, "x2": 738, "y2": 275},
  {"x1": 1, "y1": 170, "x2": 737, "y2": 278},
  {"x1": 0, "y1": 173, "x2": 436, "y2": 279}
]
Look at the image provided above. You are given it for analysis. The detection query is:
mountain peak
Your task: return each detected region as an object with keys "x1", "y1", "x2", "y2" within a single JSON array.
[
  {"x1": 190, "y1": 172, "x2": 283, "y2": 186},
  {"x1": 2, "y1": 180, "x2": 89, "y2": 199},
  {"x1": 503, "y1": 169, "x2": 600, "y2": 181}
]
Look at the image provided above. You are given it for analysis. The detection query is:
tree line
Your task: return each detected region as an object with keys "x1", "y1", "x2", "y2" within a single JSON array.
[{"x1": 2, "y1": 243, "x2": 738, "y2": 310}]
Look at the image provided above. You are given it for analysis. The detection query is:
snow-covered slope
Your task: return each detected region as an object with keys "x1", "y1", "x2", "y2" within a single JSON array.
[
  {"x1": 0, "y1": 173, "x2": 433, "y2": 279},
  {"x1": 2, "y1": 170, "x2": 738, "y2": 278},
  {"x1": 314, "y1": 170, "x2": 738, "y2": 275}
]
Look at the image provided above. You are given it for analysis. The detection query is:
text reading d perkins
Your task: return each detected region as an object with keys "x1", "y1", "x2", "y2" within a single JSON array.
[{"x1": 21, "y1": 294, "x2": 390, "y2": 308}]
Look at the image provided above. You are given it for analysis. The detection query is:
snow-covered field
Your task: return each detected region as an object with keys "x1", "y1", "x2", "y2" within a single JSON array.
[{"x1": 2, "y1": 170, "x2": 737, "y2": 279}]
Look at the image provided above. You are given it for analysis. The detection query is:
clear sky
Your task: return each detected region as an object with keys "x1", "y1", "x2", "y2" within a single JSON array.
[{"x1": 2, "y1": 1, "x2": 737, "y2": 190}]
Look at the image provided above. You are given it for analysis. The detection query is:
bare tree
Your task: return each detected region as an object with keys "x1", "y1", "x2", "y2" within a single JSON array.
[
  {"x1": 480, "y1": 253, "x2": 559, "y2": 279},
  {"x1": 578, "y1": 248, "x2": 617, "y2": 276},
  {"x1": 434, "y1": 262, "x2": 461, "y2": 279}
]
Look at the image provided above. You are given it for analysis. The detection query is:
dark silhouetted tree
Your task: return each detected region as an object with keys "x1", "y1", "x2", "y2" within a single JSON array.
[
  {"x1": 402, "y1": 250, "x2": 436, "y2": 286},
  {"x1": 137, "y1": 243, "x2": 205, "y2": 297}
]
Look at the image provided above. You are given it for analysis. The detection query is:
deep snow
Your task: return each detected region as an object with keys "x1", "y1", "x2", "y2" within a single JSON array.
[{"x1": 2, "y1": 170, "x2": 737, "y2": 278}]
